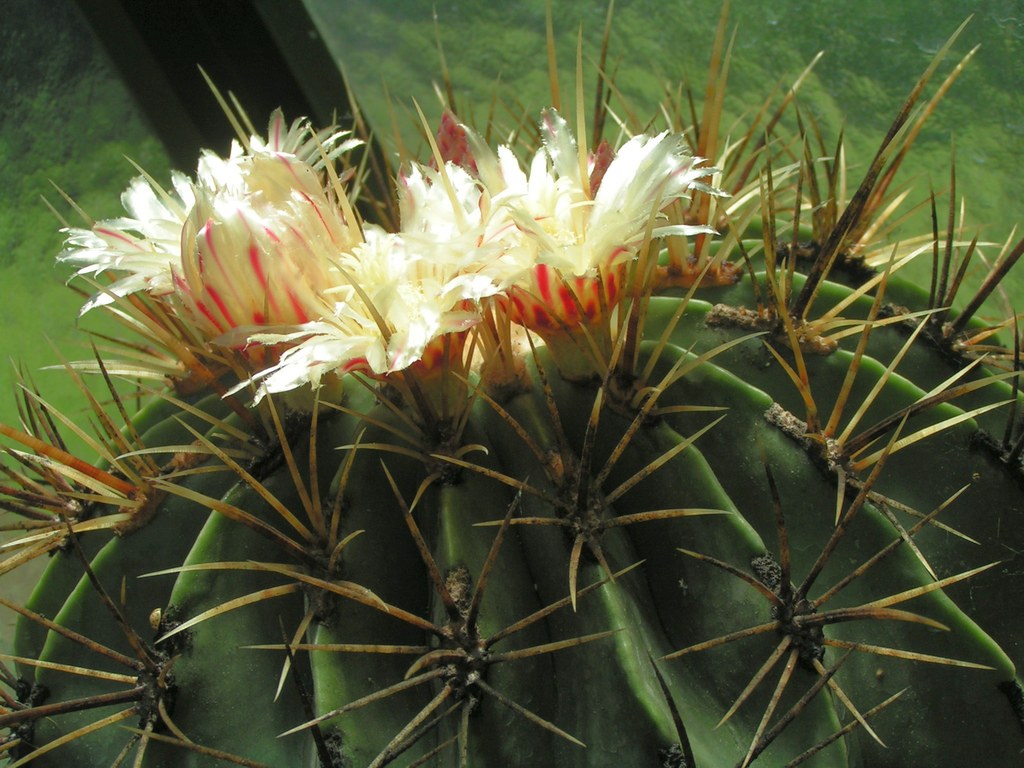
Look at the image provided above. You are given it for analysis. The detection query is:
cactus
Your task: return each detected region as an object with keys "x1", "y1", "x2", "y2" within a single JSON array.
[{"x1": 2, "y1": 9, "x2": 1023, "y2": 768}]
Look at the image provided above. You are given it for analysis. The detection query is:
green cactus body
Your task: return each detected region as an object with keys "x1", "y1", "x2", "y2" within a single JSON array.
[{"x1": 3, "y1": 10, "x2": 1024, "y2": 768}]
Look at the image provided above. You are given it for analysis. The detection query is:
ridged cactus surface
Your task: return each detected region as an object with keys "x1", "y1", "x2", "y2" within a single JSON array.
[{"x1": 2, "y1": 10, "x2": 1023, "y2": 768}]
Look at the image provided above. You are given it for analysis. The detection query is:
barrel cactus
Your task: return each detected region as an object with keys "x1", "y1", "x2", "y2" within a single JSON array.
[{"x1": 2, "y1": 10, "x2": 1022, "y2": 768}]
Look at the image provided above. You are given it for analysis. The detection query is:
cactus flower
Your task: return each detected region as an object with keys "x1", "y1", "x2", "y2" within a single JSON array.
[
  {"x1": 470, "y1": 109, "x2": 716, "y2": 375},
  {"x1": 250, "y1": 160, "x2": 509, "y2": 399},
  {"x1": 506, "y1": 110, "x2": 713, "y2": 309},
  {"x1": 59, "y1": 172, "x2": 195, "y2": 312},
  {"x1": 176, "y1": 141, "x2": 352, "y2": 341},
  {"x1": 60, "y1": 110, "x2": 361, "y2": 347}
]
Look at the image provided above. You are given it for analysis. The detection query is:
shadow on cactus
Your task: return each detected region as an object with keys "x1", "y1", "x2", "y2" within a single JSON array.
[{"x1": 2, "y1": 5, "x2": 1023, "y2": 767}]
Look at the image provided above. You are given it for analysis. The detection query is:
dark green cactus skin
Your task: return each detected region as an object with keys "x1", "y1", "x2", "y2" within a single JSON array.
[{"x1": 6, "y1": 251, "x2": 1023, "y2": 767}]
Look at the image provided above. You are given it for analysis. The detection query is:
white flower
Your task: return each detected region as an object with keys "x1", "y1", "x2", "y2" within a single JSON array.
[
  {"x1": 250, "y1": 228, "x2": 478, "y2": 396},
  {"x1": 397, "y1": 160, "x2": 518, "y2": 291},
  {"x1": 483, "y1": 109, "x2": 713, "y2": 279},
  {"x1": 178, "y1": 131, "x2": 357, "y2": 340},
  {"x1": 250, "y1": 162, "x2": 511, "y2": 396},
  {"x1": 59, "y1": 172, "x2": 194, "y2": 312},
  {"x1": 470, "y1": 109, "x2": 716, "y2": 331},
  {"x1": 60, "y1": 110, "x2": 361, "y2": 338},
  {"x1": 334, "y1": 226, "x2": 478, "y2": 374}
]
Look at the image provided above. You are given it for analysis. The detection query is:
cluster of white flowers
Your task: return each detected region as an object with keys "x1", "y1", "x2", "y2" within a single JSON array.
[{"x1": 61, "y1": 108, "x2": 713, "y2": 398}]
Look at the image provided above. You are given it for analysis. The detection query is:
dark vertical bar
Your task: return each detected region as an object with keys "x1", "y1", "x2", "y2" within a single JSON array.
[{"x1": 72, "y1": 0, "x2": 347, "y2": 167}]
